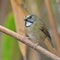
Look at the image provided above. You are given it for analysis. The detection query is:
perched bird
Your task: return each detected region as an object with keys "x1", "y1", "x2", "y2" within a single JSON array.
[{"x1": 24, "y1": 15, "x2": 54, "y2": 48}]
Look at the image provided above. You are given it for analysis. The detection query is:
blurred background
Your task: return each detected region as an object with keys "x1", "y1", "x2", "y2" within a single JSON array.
[
  {"x1": 0, "y1": 0, "x2": 60, "y2": 60},
  {"x1": 0, "y1": 0, "x2": 11, "y2": 60}
]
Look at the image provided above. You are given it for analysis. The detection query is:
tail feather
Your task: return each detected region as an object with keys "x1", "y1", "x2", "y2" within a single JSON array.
[{"x1": 44, "y1": 37, "x2": 57, "y2": 54}]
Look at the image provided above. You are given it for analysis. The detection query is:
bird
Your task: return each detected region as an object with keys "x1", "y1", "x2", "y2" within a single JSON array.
[{"x1": 24, "y1": 14, "x2": 54, "y2": 48}]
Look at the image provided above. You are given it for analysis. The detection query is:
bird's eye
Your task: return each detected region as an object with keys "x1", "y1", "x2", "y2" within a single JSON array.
[
  {"x1": 29, "y1": 16, "x2": 32, "y2": 19},
  {"x1": 24, "y1": 15, "x2": 32, "y2": 21}
]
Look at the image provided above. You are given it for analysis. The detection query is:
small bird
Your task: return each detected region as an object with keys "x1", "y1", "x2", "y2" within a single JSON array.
[{"x1": 24, "y1": 15, "x2": 54, "y2": 48}]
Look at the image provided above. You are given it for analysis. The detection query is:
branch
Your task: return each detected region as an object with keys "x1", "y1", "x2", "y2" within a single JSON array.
[{"x1": 0, "y1": 25, "x2": 60, "y2": 60}]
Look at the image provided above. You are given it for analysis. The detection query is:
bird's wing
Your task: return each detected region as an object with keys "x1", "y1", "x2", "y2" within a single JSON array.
[
  {"x1": 40, "y1": 25, "x2": 51, "y2": 40},
  {"x1": 39, "y1": 25, "x2": 55, "y2": 48}
]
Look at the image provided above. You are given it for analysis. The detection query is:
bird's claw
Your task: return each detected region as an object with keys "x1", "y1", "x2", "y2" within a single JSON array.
[{"x1": 33, "y1": 43, "x2": 39, "y2": 49}]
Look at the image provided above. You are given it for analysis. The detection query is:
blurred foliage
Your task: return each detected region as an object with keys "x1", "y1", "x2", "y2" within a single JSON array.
[
  {"x1": 51, "y1": 0, "x2": 60, "y2": 25},
  {"x1": 2, "y1": 13, "x2": 21, "y2": 60},
  {"x1": 24, "y1": 0, "x2": 41, "y2": 17}
]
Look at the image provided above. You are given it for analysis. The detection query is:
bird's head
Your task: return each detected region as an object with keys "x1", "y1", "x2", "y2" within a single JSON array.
[{"x1": 24, "y1": 15, "x2": 36, "y2": 27}]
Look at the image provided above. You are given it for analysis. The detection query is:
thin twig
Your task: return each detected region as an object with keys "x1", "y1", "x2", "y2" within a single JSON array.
[{"x1": 0, "y1": 25, "x2": 60, "y2": 60}]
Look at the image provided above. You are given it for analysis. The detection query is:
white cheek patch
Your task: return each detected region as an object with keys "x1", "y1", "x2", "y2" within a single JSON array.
[{"x1": 26, "y1": 22, "x2": 32, "y2": 27}]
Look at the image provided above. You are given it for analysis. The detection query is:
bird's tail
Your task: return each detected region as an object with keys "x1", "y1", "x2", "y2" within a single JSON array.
[{"x1": 44, "y1": 37, "x2": 57, "y2": 55}]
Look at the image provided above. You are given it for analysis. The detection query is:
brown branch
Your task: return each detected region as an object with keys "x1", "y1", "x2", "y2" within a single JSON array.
[
  {"x1": 0, "y1": 25, "x2": 60, "y2": 60},
  {"x1": 45, "y1": 0, "x2": 60, "y2": 56}
]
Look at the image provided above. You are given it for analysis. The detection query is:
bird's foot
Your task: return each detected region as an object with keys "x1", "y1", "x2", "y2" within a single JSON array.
[{"x1": 33, "y1": 43, "x2": 39, "y2": 49}]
